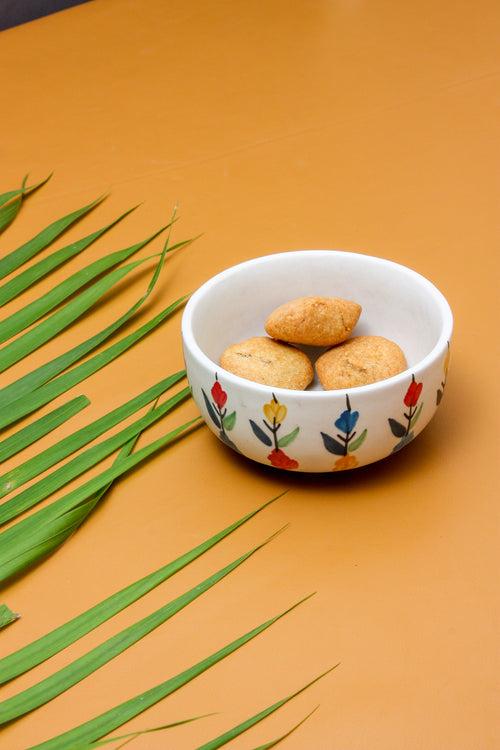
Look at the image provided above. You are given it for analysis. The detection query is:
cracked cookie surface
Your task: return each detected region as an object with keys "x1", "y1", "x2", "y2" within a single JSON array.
[
  {"x1": 316, "y1": 335, "x2": 407, "y2": 390},
  {"x1": 265, "y1": 296, "x2": 361, "y2": 346},
  {"x1": 220, "y1": 336, "x2": 313, "y2": 389}
]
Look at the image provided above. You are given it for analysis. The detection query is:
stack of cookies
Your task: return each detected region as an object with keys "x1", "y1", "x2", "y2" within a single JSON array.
[{"x1": 220, "y1": 296, "x2": 407, "y2": 391}]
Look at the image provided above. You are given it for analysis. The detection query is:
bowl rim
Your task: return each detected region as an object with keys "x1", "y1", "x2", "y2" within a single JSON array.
[{"x1": 182, "y1": 250, "x2": 454, "y2": 399}]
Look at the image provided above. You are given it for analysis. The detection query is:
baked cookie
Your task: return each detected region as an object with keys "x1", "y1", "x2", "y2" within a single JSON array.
[
  {"x1": 265, "y1": 296, "x2": 361, "y2": 346},
  {"x1": 316, "y1": 335, "x2": 407, "y2": 390},
  {"x1": 220, "y1": 336, "x2": 313, "y2": 390}
]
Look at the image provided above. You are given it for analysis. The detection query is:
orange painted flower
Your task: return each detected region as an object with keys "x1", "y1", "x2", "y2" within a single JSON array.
[
  {"x1": 333, "y1": 454, "x2": 358, "y2": 471},
  {"x1": 263, "y1": 399, "x2": 287, "y2": 424}
]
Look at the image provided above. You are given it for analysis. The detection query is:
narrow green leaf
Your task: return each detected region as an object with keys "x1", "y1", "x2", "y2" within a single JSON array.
[
  {"x1": 222, "y1": 411, "x2": 236, "y2": 431},
  {"x1": 0, "y1": 382, "x2": 188, "y2": 524},
  {"x1": 0, "y1": 207, "x2": 138, "y2": 307},
  {"x1": 0, "y1": 533, "x2": 280, "y2": 723},
  {"x1": 0, "y1": 175, "x2": 51, "y2": 208},
  {"x1": 0, "y1": 254, "x2": 156, "y2": 375},
  {"x1": 248, "y1": 707, "x2": 319, "y2": 750},
  {"x1": 0, "y1": 232, "x2": 180, "y2": 415},
  {"x1": 0, "y1": 435, "x2": 145, "y2": 592},
  {"x1": 0, "y1": 374, "x2": 182, "y2": 501},
  {"x1": 28, "y1": 597, "x2": 312, "y2": 750},
  {"x1": 277, "y1": 426, "x2": 299, "y2": 449},
  {"x1": 0, "y1": 174, "x2": 51, "y2": 234},
  {"x1": 0, "y1": 228, "x2": 165, "y2": 344},
  {"x1": 196, "y1": 669, "x2": 336, "y2": 750},
  {"x1": 75, "y1": 715, "x2": 210, "y2": 749},
  {"x1": 0, "y1": 396, "x2": 90, "y2": 464},
  {"x1": 0, "y1": 417, "x2": 199, "y2": 582},
  {"x1": 0, "y1": 295, "x2": 186, "y2": 431},
  {"x1": 0, "y1": 493, "x2": 285, "y2": 684},
  {"x1": 348, "y1": 428, "x2": 367, "y2": 453},
  {"x1": 0, "y1": 603, "x2": 19, "y2": 629},
  {"x1": 410, "y1": 402, "x2": 423, "y2": 429},
  {"x1": 0, "y1": 194, "x2": 105, "y2": 279}
]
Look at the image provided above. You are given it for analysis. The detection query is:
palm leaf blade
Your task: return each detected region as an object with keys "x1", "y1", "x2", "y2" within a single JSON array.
[
  {"x1": 0, "y1": 228, "x2": 166, "y2": 344},
  {"x1": 0, "y1": 254, "x2": 155, "y2": 375},
  {"x1": 0, "y1": 395, "x2": 90, "y2": 464},
  {"x1": 0, "y1": 536, "x2": 277, "y2": 724},
  {"x1": 0, "y1": 194, "x2": 105, "y2": 279},
  {"x1": 0, "y1": 417, "x2": 199, "y2": 581},
  {"x1": 0, "y1": 206, "x2": 138, "y2": 307},
  {"x1": 0, "y1": 382, "x2": 189, "y2": 524},
  {"x1": 0, "y1": 373, "x2": 183, "y2": 502},
  {"x1": 196, "y1": 670, "x2": 335, "y2": 750},
  {"x1": 0, "y1": 494, "x2": 282, "y2": 683},
  {"x1": 27, "y1": 598, "x2": 309, "y2": 750},
  {"x1": 0, "y1": 238, "x2": 178, "y2": 415}
]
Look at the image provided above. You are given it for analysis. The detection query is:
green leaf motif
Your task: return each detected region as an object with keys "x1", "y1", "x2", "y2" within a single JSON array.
[
  {"x1": 222, "y1": 410, "x2": 236, "y2": 431},
  {"x1": 348, "y1": 428, "x2": 367, "y2": 453},
  {"x1": 277, "y1": 426, "x2": 299, "y2": 448},
  {"x1": 0, "y1": 603, "x2": 19, "y2": 630},
  {"x1": 409, "y1": 402, "x2": 423, "y2": 429}
]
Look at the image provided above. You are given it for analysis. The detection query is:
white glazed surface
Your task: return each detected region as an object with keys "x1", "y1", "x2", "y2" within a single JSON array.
[{"x1": 182, "y1": 251, "x2": 453, "y2": 472}]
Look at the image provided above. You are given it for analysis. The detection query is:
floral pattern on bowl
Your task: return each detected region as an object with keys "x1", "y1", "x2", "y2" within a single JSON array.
[
  {"x1": 201, "y1": 374, "x2": 239, "y2": 451},
  {"x1": 389, "y1": 375, "x2": 424, "y2": 453},
  {"x1": 249, "y1": 394, "x2": 300, "y2": 470},
  {"x1": 320, "y1": 394, "x2": 368, "y2": 471}
]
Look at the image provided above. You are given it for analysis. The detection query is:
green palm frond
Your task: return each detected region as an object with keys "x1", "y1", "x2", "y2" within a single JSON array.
[
  {"x1": 28, "y1": 597, "x2": 312, "y2": 750},
  {"x1": 0, "y1": 531, "x2": 283, "y2": 724},
  {"x1": 0, "y1": 193, "x2": 105, "y2": 277},
  {"x1": 0, "y1": 206, "x2": 137, "y2": 307},
  {"x1": 0, "y1": 396, "x2": 90, "y2": 463},
  {"x1": 0, "y1": 495, "x2": 283, "y2": 684},
  {"x1": 0, "y1": 174, "x2": 51, "y2": 233}
]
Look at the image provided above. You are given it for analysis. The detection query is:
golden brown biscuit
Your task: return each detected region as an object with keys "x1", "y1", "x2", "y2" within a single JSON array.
[
  {"x1": 265, "y1": 296, "x2": 362, "y2": 346},
  {"x1": 316, "y1": 336, "x2": 407, "y2": 390},
  {"x1": 220, "y1": 336, "x2": 313, "y2": 390}
]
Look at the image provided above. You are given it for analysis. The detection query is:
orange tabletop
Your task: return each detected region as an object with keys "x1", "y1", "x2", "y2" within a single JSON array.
[{"x1": 0, "y1": 1, "x2": 498, "y2": 748}]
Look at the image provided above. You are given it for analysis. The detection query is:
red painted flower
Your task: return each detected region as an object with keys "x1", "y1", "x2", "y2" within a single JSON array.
[
  {"x1": 404, "y1": 379, "x2": 423, "y2": 407},
  {"x1": 211, "y1": 381, "x2": 227, "y2": 409},
  {"x1": 267, "y1": 449, "x2": 299, "y2": 470}
]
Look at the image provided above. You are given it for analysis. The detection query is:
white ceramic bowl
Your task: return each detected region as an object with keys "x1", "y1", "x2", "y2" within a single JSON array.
[{"x1": 182, "y1": 251, "x2": 453, "y2": 472}]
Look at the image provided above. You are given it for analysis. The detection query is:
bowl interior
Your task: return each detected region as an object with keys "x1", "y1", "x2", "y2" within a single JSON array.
[{"x1": 188, "y1": 251, "x2": 447, "y2": 391}]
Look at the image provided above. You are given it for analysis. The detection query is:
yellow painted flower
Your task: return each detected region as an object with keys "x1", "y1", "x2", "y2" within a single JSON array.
[
  {"x1": 333, "y1": 454, "x2": 358, "y2": 471},
  {"x1": 263, "y1": 399, "x2": 287, "y2": 424}
]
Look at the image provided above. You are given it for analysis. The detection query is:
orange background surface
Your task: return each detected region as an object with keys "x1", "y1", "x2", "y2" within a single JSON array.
[{"x1": 0, "y1": 1, "x2": 498, "y2": 747}]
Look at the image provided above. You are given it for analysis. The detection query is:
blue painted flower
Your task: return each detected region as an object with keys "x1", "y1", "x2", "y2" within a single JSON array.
[{"x1": 335, "y1": 409, "x2": 359, "y2": 435}]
